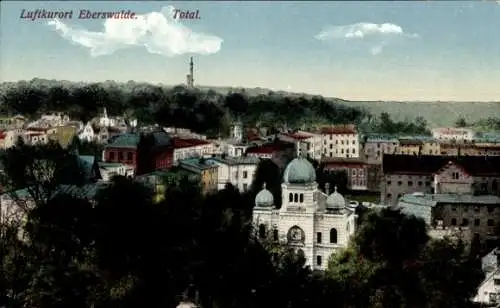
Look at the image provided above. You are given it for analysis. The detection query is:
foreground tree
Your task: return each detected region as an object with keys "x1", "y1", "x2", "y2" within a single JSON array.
[{"x1": 328, "y1": 209, "x2": 483, "y2": 308}]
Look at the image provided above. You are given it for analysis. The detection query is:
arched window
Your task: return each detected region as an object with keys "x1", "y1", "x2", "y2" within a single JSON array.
[
  {"x1": 294, "y1": 193, "x2": 298, "y2": 202},
  {"x1": 330, "y1": 228, "x2": 338, "y2": 244},
  {"x1": 259, "y1": 224, "x2": 266, "y2": 239},
  {"x1": 289, "y1": 193, "x2": 293, "y2": 202},
  {"x1": 299, "y1": 193, "x2": 304, "y2": 203},
  {"x1": 273, "y1": 229, "x2": 279, "y2": 241}
]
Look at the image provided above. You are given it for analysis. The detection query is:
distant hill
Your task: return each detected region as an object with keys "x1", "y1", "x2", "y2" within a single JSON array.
[
  {"x1": 1, "y1": 79, "x2": 498, "y2": 129},
  {"x1": 197, "y1": 85, "x2": 500, "y2": 129}
]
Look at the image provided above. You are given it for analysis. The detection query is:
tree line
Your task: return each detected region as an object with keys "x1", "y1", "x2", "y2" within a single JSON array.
[
  {"x1": 0, "y1": 140, "x2": 484, "y2": 308},
  {"x1": 0, "y1": 79, "x2": 431, "y2": 137}
]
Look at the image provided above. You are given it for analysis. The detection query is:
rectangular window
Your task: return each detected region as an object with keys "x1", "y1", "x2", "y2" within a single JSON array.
[
  {"x1": 118, "y1": 151, "x2": 124, "y2": 161},
  {"x1": 488, "y1": 219, "x2": 495, "y2": 227},
  {"x1": 243, "y1": 171, "x2": 248, "y2": 179},
  {"x1": 108, "y1": 151, "x2": 115, "y2": 161},
  {"x1": 316, "y1": 256, "x2": 322, "y2": 266},
  {"x1": 474, "y1": 219, "x2": 480, "y2": 227},
  {"x1": 317, "y1": 232, "x2": 322, "y2": 243},
  {"x1": 451, "y1": 218, "x2": 457, "y2": 226}
]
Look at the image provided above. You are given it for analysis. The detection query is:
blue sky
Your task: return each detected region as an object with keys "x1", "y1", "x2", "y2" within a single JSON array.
[{"x1": 1, "y1": 1, "x2": 500, "y2": 101}]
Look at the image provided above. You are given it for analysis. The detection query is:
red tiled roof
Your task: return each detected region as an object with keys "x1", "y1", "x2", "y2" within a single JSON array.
[
  {"x1": 172, "y1": 137, "x2": 210, "y2": 149},
  {"x1": 319, "y1": 125, "x2": 357, "y2": 135},
  {"x1": 285, "y1": 132, "x2": 315, "y2": 140},
  {"x1": 246, "y1": 142, "x2": 292, "y2": 154},
  {"x1": 246, "y1": 131, "x2": 261, "y2": 141}
]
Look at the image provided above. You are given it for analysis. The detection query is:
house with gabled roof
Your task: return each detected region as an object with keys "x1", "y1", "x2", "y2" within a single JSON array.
[{"x1": 381, "y1": 155, "x2": 500, "y2": 206}]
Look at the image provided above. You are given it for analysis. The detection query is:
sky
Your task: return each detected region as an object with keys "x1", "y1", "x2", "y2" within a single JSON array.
[{"x1": 1, "y1": 1, "x2": 500, "y2": 102}]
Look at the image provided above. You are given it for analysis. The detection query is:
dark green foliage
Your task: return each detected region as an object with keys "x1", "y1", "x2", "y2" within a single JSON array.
[
  {"x1": 0, "y1": 79, "x2": 434, "y2": 137},
  {"x1": 0, "y1": 144, "x2": 484, "y2": 308},
  {"x1": 327, "y1": 209, "x2": 483, "y2": 308},
  {"x1": 370, "y1": 112, "x2": 431, "y2": 135}
]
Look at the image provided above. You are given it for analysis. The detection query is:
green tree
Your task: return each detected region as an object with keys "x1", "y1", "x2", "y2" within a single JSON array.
[{"x1": 455, "y1": 117, "x2": 468, "y2": 128}]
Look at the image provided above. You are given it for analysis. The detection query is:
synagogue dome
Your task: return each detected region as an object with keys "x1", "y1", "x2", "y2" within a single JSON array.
[
  {"x1": 255, "y1": 183, "x2": 274, "y2": 207},
  {"x1": 283, "y1": 157, "x2": 316, "y2": 184},
  {"x1": 326, "y1": 186, "x2": 346, "y2": 209}
]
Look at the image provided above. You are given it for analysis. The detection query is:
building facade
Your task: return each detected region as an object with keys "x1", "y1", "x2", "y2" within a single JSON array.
[
  {"x1": 207, "y1": 156, "x2": 259, "y2": 192},
  {"x1": 398, "y1": 193, "x2": 500, "y2": 244},
  {"x1": 179, "y1": 158, "x2": 219, "y2": 195},
  {"x1": 362, "y1": 135, "x2": 399, "y2": 162},
  {"x1": 252, "y1": 157, "x2": 356, "y2": 270},
  {"x1": 279, "y1": 131, "x2": 323, "y2": 161},
  {"x1": 103, "y1": 131, "x2": 174, "y2": 173},
  {"x1": 322, "y1": 158, "x2": 369, "y2": 191},
  {"x1": 319, "y1": 125, "x2": 360, "y2": 159},
  {"x1": 431, "y1": 127, "x2": 475, "y2": 143},
  {"x1": 381, "y1": 155, "x2": 500, "y2": 206}
]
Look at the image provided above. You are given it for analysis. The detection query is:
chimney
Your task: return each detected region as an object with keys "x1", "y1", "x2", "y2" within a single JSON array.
[{"x1": 325, "y1": 183, "x2": 330, "y2": 195}]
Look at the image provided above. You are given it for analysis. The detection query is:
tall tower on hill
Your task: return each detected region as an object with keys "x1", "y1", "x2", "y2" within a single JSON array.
[{"x1": 186, "y1": 57, "x2": 194, "y2": 88}]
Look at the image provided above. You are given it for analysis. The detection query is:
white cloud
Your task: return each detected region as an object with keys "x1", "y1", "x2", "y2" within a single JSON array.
[
  {"x1": 314, "y1": 22, "x2": 418, "y2": 55},
  {"x1": 47, "y1": 6, "x2": 223, "y2": 57},
  {"x1": 497, "y1": 1, "x2": 500, "y2": 6}
]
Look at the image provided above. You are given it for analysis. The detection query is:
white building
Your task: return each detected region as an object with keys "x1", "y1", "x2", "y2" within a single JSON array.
[
  {"x1": 231, "y1": 121, "x2": 244, "y2": 144},
  {"x1": 99, "y1": 108, "x2": 118, "y2": 128},
  {"x1": 252, "y1": 157, "x2": 357, "y2": 270},
  {"x1": 172, "y1": 138, "x2": 217, "y2": 164},
  {"x1": 319, "y1": 125, "x2": 360, "y2": 159},
  {"x1": 207, "y1": 156, "x2": 259, "y2": 192},
  {"x1": 79, "y1": 122, "x2": 96, "y2": 142},
  {"x1": 279, "y1": 131, "x2": 323, "y2": 160},
  {"x1": 2, "y1": 129, "x2": 24, "y2": 149},
  {"x1": 98, "y1": 162, "x2": 134, "y2": 181},
  {"x1": 431, "y1": 127, "x2": 475, "y2": 143},
  {"x1": 474, "y1": 248, "x2": 500, "y2": 305},
  {"x1": 40, "y1": 113, "x2": 70, "y2": 127},
  {"x1": 226, "y1": 142, "x2": 248, "y2": 157}
]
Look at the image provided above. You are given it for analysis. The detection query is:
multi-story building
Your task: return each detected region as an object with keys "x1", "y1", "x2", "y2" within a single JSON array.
[
  {"x1": 172, "y1": 137, "x2": 216, "y2": 164},
  {"x1": 381, "y1": 154, "x2": 500, "y2": 206},
  {"x1": 279, "y1": 131, "x2": 323, "y2": 160},
  {"x1": 322, "y1": 158, "x2": 369, "y2": 191},
  {"x1": 246, "y1": 141, "x2": 295, "y2": 170},
  {"x1": 206, "y1": 156, "x2": 259, "y2": 192},
  {"x1": 362, "y1": 135, "x2": 399, "y2": 162},
  {"x1": 399, "y1": 193, "x2": 500, "y2": 244},
  {"x1": 420, "y1": 137, "x2": 441, "y2": 155},
  {"x1": 440, "y1": 141, "x2": 500, "y2": 156},
  {"x1": 179, "y1": 158, "x2": 219, "y2": 195},
  {"x1": 432, "y1": 127, "x2": 475, "y2": 143},
  {"x1": 103, "y1": 130, "x2": 174, "y2": 174},
  {"x1": 319, "y1": 125, "x2": 360, "y2": 159},
  {"x1": 253, "y1": 157, "x2": 357, "y2": 271},
  {"x1": 396, "y1": 138, "x2": 422, "y2": 155}
]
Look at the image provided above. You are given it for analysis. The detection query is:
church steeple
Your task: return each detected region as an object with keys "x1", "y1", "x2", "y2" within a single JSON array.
[{"x1": 186, "y1": 57, "x2": 194, "y2": 88}]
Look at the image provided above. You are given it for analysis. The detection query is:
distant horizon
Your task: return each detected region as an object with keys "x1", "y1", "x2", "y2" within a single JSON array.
[
  {"x1": 1, "y1": 2, "x2": 499, "y2": 102},
  {"x1": 1, "y1": 77, "x2": 500, "y2": 104}
]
